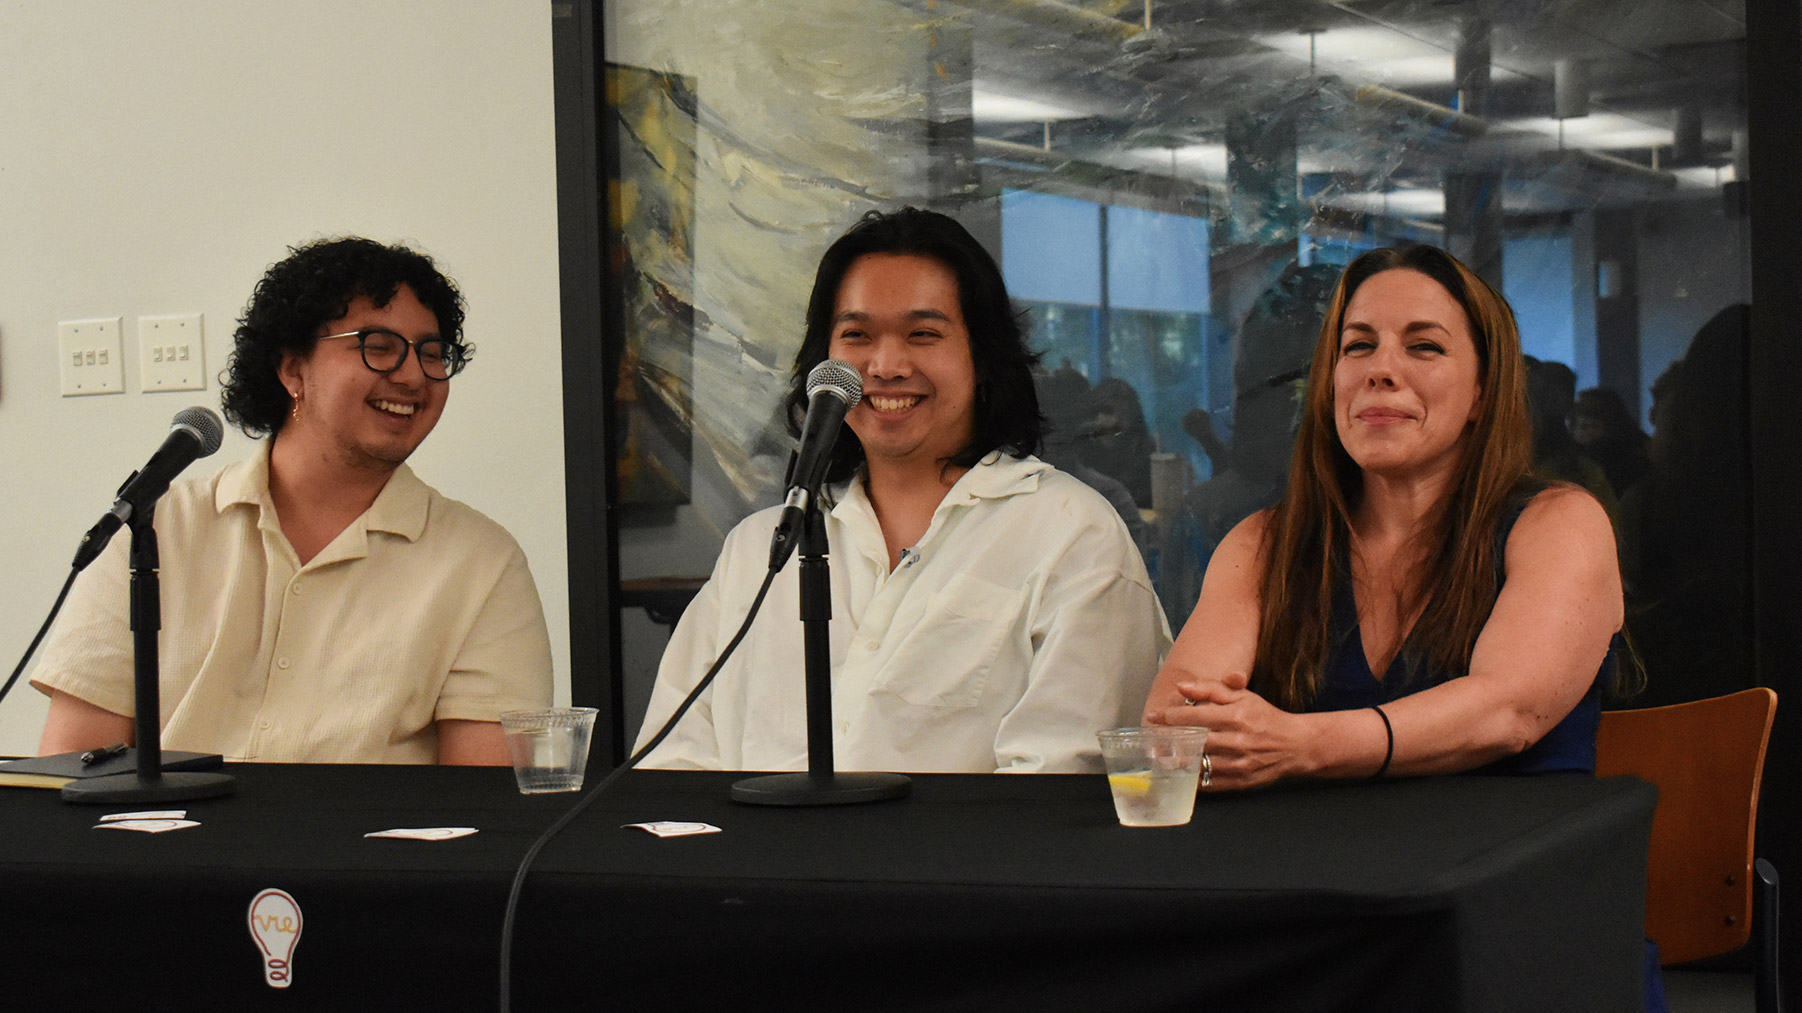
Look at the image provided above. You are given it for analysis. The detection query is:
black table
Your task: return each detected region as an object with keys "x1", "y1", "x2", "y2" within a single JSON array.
[{"x1": 0, "y1": 765, "x2": 1654, "y2": 1011}]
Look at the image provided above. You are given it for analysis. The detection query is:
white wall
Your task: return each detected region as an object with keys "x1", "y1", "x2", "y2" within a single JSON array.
[{"x1": 0, "y1": 1, "x2": 567, "y2": 755}]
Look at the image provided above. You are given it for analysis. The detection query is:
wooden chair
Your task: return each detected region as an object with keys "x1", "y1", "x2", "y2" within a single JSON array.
[{"x1": 1596, "y1": 687, "x2": 1783, "y2": 1013}]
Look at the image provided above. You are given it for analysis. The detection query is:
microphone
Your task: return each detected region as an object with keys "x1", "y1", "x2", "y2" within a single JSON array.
[
  {"x1": 767, "y1": 359, "x2": 862, "y2": 571},
  {"x1": 71, "y1": 406, "x2": 226, "y2": 571}
]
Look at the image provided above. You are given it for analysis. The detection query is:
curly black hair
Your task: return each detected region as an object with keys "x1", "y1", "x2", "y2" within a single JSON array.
[
  {"x1": 785, "y1": 207, "x2": 1042, "y2": 485},
  {"x1": 219, "y1": 237, "x2": 470, "y2": 436}
]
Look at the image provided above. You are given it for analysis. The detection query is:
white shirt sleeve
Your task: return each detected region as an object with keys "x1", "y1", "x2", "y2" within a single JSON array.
[
  {"x1": 992, "y1": 548, "x2": 1170, "y2": 772},
  {"x1": 634, "y1": 554, "x2": 731, "y2": 768}
]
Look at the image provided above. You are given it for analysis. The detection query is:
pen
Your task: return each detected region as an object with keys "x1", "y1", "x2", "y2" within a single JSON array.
[{"x1": 80, "y1": 742, "x2": 129, "y2": 766}]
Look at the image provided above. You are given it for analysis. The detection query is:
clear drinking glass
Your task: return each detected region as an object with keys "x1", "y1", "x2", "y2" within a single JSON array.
[
  {"x1": 500, "y1": 707, "x2": 598, "y2": 794},
  {"x1": 1097, "y1": 726, "x2": 1208, "y2": 827}
]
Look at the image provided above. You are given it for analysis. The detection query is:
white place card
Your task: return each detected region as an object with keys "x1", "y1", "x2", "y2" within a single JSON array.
[
  {"x1": 624, "y1": 821, "x2": 722, "y2": 838},
  {"x1": 363, "y1": 827, "x2": 479, "y2": 841}
]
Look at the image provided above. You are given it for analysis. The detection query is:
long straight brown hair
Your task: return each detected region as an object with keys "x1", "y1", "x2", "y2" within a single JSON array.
[{"x1": 1252, "y1": 245, "x2": 1534, "y2": 710}]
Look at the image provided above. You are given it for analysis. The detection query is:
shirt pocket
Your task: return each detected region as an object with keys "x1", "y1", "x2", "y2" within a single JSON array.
[{"x1": 872, "y1": 573, "x2": 1022, "y2": 709}]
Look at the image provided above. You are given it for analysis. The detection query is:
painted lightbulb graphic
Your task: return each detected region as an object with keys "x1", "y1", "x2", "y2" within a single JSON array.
[{"x1": 247, "y1": 888, "x2": 303, "y2": 988}]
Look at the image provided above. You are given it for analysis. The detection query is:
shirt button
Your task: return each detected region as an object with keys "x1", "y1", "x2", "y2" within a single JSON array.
[
  {"x1": 277, "y1": 657, "x2": 291, "y2": 670},
  {"x1": 257, "y1": 719, "x2": 273, "y2": 730},
  {"x1": 290, "y1": 583, "x2": 303, "y2": 595},
  {"x1": 863, "y1": 640, "x2": 879, "y2": 652}
]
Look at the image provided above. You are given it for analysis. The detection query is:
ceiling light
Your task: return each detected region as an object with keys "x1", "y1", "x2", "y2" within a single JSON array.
[
  {"x1": 1258, "y1": 27, "x2": 1451, "y2": 87},
  {"x1": 1322, "y1": 188, "x2": 1445, "y2": 217},
  {"x1": 1257, "y1": 26, "x2": 1525, "y2": 88},
  {"x1": 973, "y1": 88, "x2": 1085, "y2": 123},
  {"x1": 1670, "y1": 165, "x2": 1735, "y2": 189},
  {"x1": 1108, "y1": 143, "x2": 1229, "y2": 180},
  {"x1": 1508, "y1": 114, "x2": 1672, "y2": 151}
]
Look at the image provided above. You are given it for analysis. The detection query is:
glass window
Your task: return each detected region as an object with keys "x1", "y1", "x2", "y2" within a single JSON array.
[
  {"x1": 605, "y1": 0, "x2": 1752, "y2": 722},
  {"x1": 1001, "y1": 189, "x2": 1101, "y2": 306}
]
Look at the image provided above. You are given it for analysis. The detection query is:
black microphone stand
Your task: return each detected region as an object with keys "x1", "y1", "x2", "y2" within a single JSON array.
[
  {"x1": 61, "y1": 503, "x2": 235, "y2": 804},
  {"x1": 731, "y1": 498, "x2": 909, "y2": 805}
]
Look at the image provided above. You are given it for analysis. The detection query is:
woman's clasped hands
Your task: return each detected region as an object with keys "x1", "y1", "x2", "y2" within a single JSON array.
[{"x1": 1144, "y1": 671, "x2": 1315, "y2": 791}]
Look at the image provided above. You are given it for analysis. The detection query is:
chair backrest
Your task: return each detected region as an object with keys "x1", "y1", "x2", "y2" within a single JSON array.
[{"x1": 1595, "y1": 687, "x2": 1777, "y2": 966}]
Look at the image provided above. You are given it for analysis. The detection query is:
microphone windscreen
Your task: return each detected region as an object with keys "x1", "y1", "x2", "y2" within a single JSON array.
[
  {"x1": 807, "y1": 358, "x2": 862, "y2": 408},
  {"x1": 173, "y1": 406, "x2": 226, "y2": 457}
]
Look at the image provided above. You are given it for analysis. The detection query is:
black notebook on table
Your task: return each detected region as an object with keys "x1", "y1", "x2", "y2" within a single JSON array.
[{"x1": 0, "y1": 750, "x2": 224, "y2": 789}]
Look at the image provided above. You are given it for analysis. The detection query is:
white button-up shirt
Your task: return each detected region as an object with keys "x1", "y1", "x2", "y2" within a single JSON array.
[{"x1": 637, "y1": 454, "x2": 1171, "y2": 773}]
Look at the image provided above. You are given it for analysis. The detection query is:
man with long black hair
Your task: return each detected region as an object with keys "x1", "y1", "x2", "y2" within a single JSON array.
[{"x1": 638, "y1": 208, "x2": 1168, "y2": 772}]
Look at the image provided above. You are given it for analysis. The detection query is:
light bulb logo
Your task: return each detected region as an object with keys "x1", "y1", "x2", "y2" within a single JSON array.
[{"x1": 247, "y1": 888, "x2": 303, "y2": 989}]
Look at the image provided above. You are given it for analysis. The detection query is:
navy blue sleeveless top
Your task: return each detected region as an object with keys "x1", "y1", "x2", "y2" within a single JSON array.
[{"x1": 1309, "y1": 489, "x2": 1614, "y2": 775}]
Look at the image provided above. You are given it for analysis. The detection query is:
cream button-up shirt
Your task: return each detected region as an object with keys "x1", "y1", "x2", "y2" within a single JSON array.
[
  {"x1": 637, "y1": 453, "x2": 1171, "y2": 773},
  {"x1": 32, "y1": 444, "x2": 553, "y2": 762}
]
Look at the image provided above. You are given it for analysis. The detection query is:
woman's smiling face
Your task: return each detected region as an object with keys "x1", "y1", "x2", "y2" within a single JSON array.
[{"x1": 1332, "y1": 268, "x2": 1483, "y2": 483}]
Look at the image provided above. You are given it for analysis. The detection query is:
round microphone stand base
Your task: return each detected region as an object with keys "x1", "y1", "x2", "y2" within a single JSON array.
[
  {"x1": 730, "y1": 771, "x2": 911, "y2": 806},
  {"x1": 60, "y1": 770, "x2": 237, "y2": 805}
]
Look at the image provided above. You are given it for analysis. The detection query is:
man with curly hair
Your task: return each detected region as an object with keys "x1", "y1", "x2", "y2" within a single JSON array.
[{"x1": 32, "y1": 237, "x2": 553, "y2": 764}]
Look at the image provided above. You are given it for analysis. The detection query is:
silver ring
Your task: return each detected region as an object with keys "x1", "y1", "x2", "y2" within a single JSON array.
[{"x1": 1201, "y1": 753, "x2": 1212, "y2": 789}]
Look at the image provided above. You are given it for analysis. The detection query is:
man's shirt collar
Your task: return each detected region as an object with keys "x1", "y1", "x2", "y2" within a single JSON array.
[{"x1": 216, "y1": 441, "x2": 429, "y2": 543}]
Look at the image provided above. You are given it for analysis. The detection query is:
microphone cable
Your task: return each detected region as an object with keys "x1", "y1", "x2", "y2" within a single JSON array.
[
  {"x1": 0, "y1": 568, "x2": 81, "y2": 709},
  {"x1": 498, "y1": 563, "x2": 781, "y2": 1012}
]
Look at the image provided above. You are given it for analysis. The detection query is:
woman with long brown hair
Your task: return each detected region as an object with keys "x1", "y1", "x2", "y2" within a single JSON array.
[{"x1": 1144, "y1": 244, "x2": 1626, "y2": 788}]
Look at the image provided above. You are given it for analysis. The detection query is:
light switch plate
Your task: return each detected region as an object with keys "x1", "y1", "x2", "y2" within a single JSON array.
[
  {"x1": 138, "y1": 313, "x2": 206, "y2": 392},
  {"x1": 58, "y1": 317, "x2": 125, "y2": 396}
]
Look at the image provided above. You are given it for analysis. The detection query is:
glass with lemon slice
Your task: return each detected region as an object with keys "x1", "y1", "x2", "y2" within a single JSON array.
[{"x1": 1097, "y1": 726, "x2": 1208, "y2": 826}]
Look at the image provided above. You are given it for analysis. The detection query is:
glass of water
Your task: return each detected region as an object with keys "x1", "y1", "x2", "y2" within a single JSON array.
[
  {"x1": 1097, "y1": 726, "x2": 1208, "y2": 827},
  {"x1": 500, "y1": 707, "x2": 599, "y2": 794}
]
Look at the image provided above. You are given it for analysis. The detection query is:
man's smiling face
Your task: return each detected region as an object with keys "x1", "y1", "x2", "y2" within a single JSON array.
[
  {"x1": 828, "y1": 253, "x2": 978, "y2": 474},
  {"x1": 278, "y1": 284, "x2": 450, "y2": 473}
]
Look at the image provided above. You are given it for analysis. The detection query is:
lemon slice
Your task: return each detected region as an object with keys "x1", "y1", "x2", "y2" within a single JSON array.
[{"x1": 1108, "y1": 772, "x2": 1154, "y2": 797}]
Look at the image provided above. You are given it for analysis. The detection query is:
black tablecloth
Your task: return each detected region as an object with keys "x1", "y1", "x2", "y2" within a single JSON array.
[{"x1": 0, "y1": 765, "x2": 1654, "y2": 1011}]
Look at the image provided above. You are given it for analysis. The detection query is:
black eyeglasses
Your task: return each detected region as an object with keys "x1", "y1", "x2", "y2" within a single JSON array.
[{"x1": 317, "y1": 329, "x2": 467, "y2": 381}]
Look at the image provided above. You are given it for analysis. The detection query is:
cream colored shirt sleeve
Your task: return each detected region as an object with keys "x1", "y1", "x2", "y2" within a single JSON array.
[
  {"x1": 433, "y1": 541, "x2": 558, "y2": 724},
  {"x1": 26, "y1": 531, "x2": 137, "y2": 718}
]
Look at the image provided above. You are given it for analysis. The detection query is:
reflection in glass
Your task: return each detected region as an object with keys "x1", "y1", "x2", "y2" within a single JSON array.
[{"x1": 607, "y1": 0, "x2": 1751, "y2": 708}]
